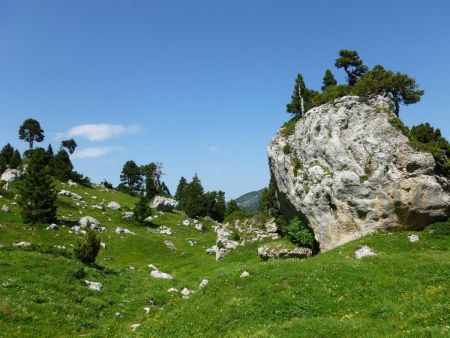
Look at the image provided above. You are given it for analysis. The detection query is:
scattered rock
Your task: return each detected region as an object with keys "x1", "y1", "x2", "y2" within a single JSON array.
[
  {"x1": 195, "y1": 223, "x2": 203, "y2": 231},
  {"x1": 68, "y1": 180, "x2": 77, "y2": 187},
  {"x1": 408, "y1": 234, "x2": 420, "y2": 243},
  {"x1": 354, "y1": 246, "x2": 377, "y2": 259},
  {"x1": 85, "y1": 280, "x2": 102, "y2": 291},
  {"x1": 144, "y1": 307, "x2": 151, "y2": 314},
  {"x1": 53, "y1": 245, "x2": 66, "y2": 249},
  {"x1": 258, "y1": 245, "x2": 312, "y2": 261},
  {"x1": 1, "y1": 168, "x2": 21, "y2": 182},
  {"x1": 46, "y1": 223, "x2": 58, "y2": 231},
  {"x1": 14, "y1": 241, "x2": 32, "y2": 247},
  {"x1": 115, "y1": 227, "x2": 135, "y2": 235},
  {"x1": 79, "y1": 216, "x2": 100, "y2": 228},
  {"x1": 148, "y1": 264, "x2": 173, "y2": 279},
  {"x1": 240, "y1": 271, "x2": 250, "y2": 278},
  {"x1": 2, "y1": 205, "x2": 10, "y2": 213},
  {"x1": 182, "y1": 219, "x2": 190, "y2": 226},
  {"x1": 107, "y1": 201, "x2": 121, "y2": 210},
  {"x1": 167, "y1": 287, "x2": 178, "y2": 293},
  {"x1": 181, "y1": 288, "x2": 191, "y2": 298},
  {"x1": 122, "y1": 212, "x2": 134, "y2": 220},
  {"x1": 100, "y1": 242, "x2": 107, "y2": 249},
  {"x1": 130, "y1": 324, "x2": 140, "y2": 332},
  {"x1": 188, "y1": 240, "x2": 195, "y2": 246},
  {"x1": 265, "y1": 218, "x2": 278, "y2": 233},
  {"x1": 144, "y1": 216, "x2": 154, "y2": 223},
  {"x1": 199, "y1": 279, "x2": 209, "y2": 289},
  {"x1": 59, "y1": 190, "x2": 83, "y2": 201},
  {"x1": 150, "y1": 196, "x2": 178, "y2": 212},
  {"x1": 164, "y1": 240, "x2": 176, "y2": 250},
  {"x1": 159, "y1": 226, "x2": 172, "y2": 235}
]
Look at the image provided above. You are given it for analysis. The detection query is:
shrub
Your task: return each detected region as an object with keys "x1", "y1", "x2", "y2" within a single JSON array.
[
  {"x1": 280, "y1": 117, "x2": 299, "y2": 137},
  {"x1": 293, "y1": 156, "x2": 303, "y2": 176},
  {"x1": 134, "y1": 194, "x2": 152, "y2": 223},
  {"x1": 287, "y1": 217, "x2": 315, "y2": 248},
  {"x1": 283, "y1": 144, "x2": 292, "y2": 154},
  {"x1": 74, "y1": 230, "x2": 101, "y2": 265}
]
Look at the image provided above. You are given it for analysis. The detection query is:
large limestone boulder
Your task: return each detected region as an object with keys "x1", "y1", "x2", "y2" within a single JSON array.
[
  {"x1": 1, "y1": 169, "x2": 21, "y2": 182},
  {"x1": 150, "y1": 196, "x2": 177, "y2": 212},
  {"x1": 268, "y1": 96, "x2": 450, "y2": 252}
]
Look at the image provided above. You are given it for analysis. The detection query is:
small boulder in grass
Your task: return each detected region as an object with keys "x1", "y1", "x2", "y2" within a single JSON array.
[
  {"x1": 199, "y1": 279, "x2": 209, "y2": 289},
  {"x1": 408, "y1": 234, "x2": 420, "y2": 242},
  {"x1": 85, "y1": 280, "x2": 102, "y2": 291},
  {"x1": 240, "y1": 271, "x2": 250, "y2": 278},
  {"x1": 181, "y1": 288, "x2": 192, "y2": 298},
  {"x1": 354, "y1": 245, "x2": 377, "y2": 259}
]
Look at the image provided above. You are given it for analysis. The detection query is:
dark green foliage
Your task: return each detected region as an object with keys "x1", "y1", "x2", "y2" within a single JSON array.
[
  {"x1": 1, "y1": 143, "x2": 15, "y2": 163},
  {"x1": 410, "y1": 123, "x2": 450, "y2": 176},
  {"x1": 322, "y1": 69, "x2": 337, "y2": 90},
  {"x1": 100, "y1": 179, "x2": 114, "y2": 189},
  {"x1": 46, "y1": 144, "x2": 54, "y2": 158},
  {"x1": 174, "y1": 176, "x2": 188, "y2": 201},
  {"x1": 204, "y1": 190, "x2": 226, "y2": 222},
  {"x1": 280, "y1": 117, "x2": 299, "y2": 137},
  {"x1": 259, "y1": 178, "x2": 278, "y2": 216},
  {"x1": 119, "y1": 160, "x2": 142, "y2": 195},
  {"x1": 282, "y1": 144, "x2": 292, "y2": 154},
  {"x1": 225, "y1": 199, "x2": 240, "y2": 216},
  {"x1": 179, "y1": 174, "x2": 205, "y2": 218},
  {"x1": 0, "y1": 155, "x2": 6, "y2": 175},
  {"x1": 354, "y1": 65, "x2": 424, "y2": 114},
  {"x1": 50, "y1": 149, "x2": 74, "y2": 182},
  {"x1": 293, "y1": 156, "x2": 303, "y2": 176},
  {"x1": 141, "y1": 162, "x2": 163, "y2": 200},
  {"x1": 19, "y1": 118, "x2": 45, "y2": 149},
  {"x1": 388, "y1": 117, "x2": 410, "y2": 137},
  {"x1": 286, "y1": 73, "x2": 314, "y2": 117},
  {"x1": 334, "y1": 49, "x2": 368, "y2": 85},
  {"x1": 286, "y1": 217, "x2": 315, "y2": 248},
  {"x1": 310, "y1": 85, "x2": 351, "y2": 108},
  {"x1": 74, "y1": 230, "x2": 101, "y2": 265},
  {"x1": 61, "y1": 139, "x2": 77, "y2": 154},
  {"x1": 9, "y1": 150, "x2": 22, "y2": 169},
  {"x1": 424, "y1": 218, "x2": 450, "y2": 236},
  {"x1": 17, "y1": 148, "x2": 57, "y2": 224},
  {"x1": 133, "y1": 194, "x2": 152, "y2": 223}
]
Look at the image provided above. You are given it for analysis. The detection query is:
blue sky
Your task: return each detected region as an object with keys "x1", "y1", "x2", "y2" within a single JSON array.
[{"x1": 0, "y1": 0, "x2": 449, "y2": 199}]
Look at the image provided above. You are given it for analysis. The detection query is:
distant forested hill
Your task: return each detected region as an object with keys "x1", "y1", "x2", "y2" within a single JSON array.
[{"x1": 235, "y1": 188, "x2": 264, "y2": 212}]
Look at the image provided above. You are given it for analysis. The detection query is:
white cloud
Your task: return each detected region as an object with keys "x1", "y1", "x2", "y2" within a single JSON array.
[
  {"x1": 71, "y1": 146, "x2": 123, "y2": 159},
  {"x1": 61, "y1": 124, "x2": 140, "y2": 141}
]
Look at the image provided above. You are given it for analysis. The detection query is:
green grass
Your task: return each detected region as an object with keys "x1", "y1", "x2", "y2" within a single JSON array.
[{"x1": 0, "y1": 182, "x2": 449, "y2": 337}]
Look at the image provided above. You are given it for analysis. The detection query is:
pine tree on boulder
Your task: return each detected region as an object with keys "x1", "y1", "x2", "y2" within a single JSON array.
[{"x1": 19, "y1": 118, "x2": 45, "y2": 149}]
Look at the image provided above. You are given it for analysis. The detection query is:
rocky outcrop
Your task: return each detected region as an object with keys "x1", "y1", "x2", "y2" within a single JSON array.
[
  {"x1": 258, "y1": 244, "x2": 312, "y2": 260},
  {"x1": 268, "y1": 96, "x2": 450, "y2": 251},
  {"x1": 1, "y1": 169, "x2": 21, "y2": 182},
  {"x1": 150, "y1": 196, "x2": 177, "y2": 212}
]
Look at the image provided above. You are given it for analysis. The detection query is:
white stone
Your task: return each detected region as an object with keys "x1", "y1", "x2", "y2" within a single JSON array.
[
  {"x1": 2, "y1": 205, "x2": 10, "y2": 213},
  {"x1": 159, "y1": 226, "x2": 172, "y2": 235},
  {"x1": 144, "y1": 216, "x2": 154, "y2": 223},
  {"x1": 408, "y1": 234, "x2": 420, "y2": 242},
  {"x1": 130, "y1": 324, "x2": 140, "y2": 331},
  {"x1": 85, "y1": 280, "x2": 102, "y2": 291},
  {"x1": 182, "y1": 219, "x2": 190, "y2": 226},
  {"x1": 79, "y1": 216, "x2": 100, "y2": 228},
  {"x1": 265, "y1": 218, "x2": 278, "y2": 233},
  {"x1": 164, "y1": 240, "x2": 176, "y2": 250},
  {"x1": 240, "y1": 271, "x2": 250, "y2": 278},
  {"x1": 46, "y1": 223, "x2": 58, "y2": 230},
  {"x1": 181, "y1": 288, "x2": 191, "y2": 298},
  {"x1": 106, "y1": 201, "x2": 120, "y2": 210},
  {"x1": 100, "y1": 242, "x2": 107, "y2": 249},
  {"x1": 14, "y1": 241, "x2": 31, "y2": 247},
  {"x1": 59, "y1": 190, "x2": 83, "y2": 201},
  {"x1": 195, "y1": 223, "x2": 203, "y2": 231},
  {"x1": 150, "y1": 270, "x2": 173, "y2": 279},
  {"x1": 199, "y1": 279, "x2": 209, "y2": 289},
  {"x1": 355, "y1": 246, "x2": 377, "y2": 259},
  {"x1": 1, "y1": 169, "x2": 21, "y2": 182},
  {"x1": 144, "y1": 307, "x2": 151, "y2": 314},
  {"x1": 268, "y1": 95, "x2": 450, "y2": 251},
  {"x1": 122, "y1": 212, "x2": 134, "y2": 220},
  {"x1": 68, "y1": 180, "x2": 77, "y2": 187},
  {"x1": 115, "y1": 227, "x2": 135, "y2": 235},
  {"x1": 258, "y1": 245, "x2": 312, "y2": 260},
  {"x1": 167, "y1": 287, "x2": 178, "y2": 293}
]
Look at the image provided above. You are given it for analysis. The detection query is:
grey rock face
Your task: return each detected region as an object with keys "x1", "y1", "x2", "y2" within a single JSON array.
[
  {"x1": 268, "y1": 96, "x2": 450, "y2": 251},
  {"x1": 1, "y1": 169, "x2": 21, "y2": 182},
  {"x1": 150, "y1": 196, "x2": 178, "y2": 212}
]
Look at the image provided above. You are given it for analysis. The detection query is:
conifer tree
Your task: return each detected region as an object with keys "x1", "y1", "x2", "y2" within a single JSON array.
[
  {"x1": 225, "y1": 199, "x2": 240, "y2": 216},
  {"x1": 17, "y1": 148, "x2": 57, "y2": 224},
  {"x1": 334, "y1": 49, "x2": 368, "y2": 85},
  {"x1": 259, "y1": 178, "x2": 279, "y2": 216},
  {"x1": 322, "y1": 69, "x2": 337, "y2": 90},
  {"x1": 9, "y1": 150, "x2": 22, "y2": 169},
  {"x1": 119, "y1": 160, "x2": 142, "y2": 195},
  {"x1": 51, "y1": 149, "x2": 74, "y2": 181},
  {"x1": 182, "y1": 174, "x2": 205, "y2": 218},
  {"x1": 45, "y1": 144, "x2": 54, "y2": 165},
  {"x1": 134, "y1": 193, "x2": 152, "y2": 223},
  {"x1": 19, "y1": 118, "x2": 45, "y2": 149},
  {"x1": 1, "y1": 143, "x2": 14, "y2": 164},
  {"x1": 61, "y1": 139, "x2": 77, "y2": 154},
  {"x1": 74, "y1": 229, "x2": 101, "y2": 265},
  {"x1": 286, "y1": 73, "x2": 309, "y2": 117},
  {"x1": 0, "y1": 155, "x2": 6, "y2": 175},
  {"x1": 204, "y1": 190, "x2": 226, "y2": 222},
  {"x1": 174, "y1": 176, "x2": 188, "y2": 201}
]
